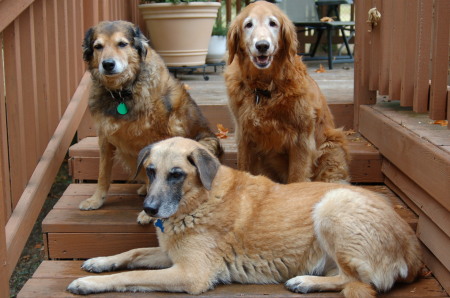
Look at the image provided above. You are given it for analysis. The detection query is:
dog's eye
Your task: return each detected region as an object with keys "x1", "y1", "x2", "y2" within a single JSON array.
[
  {"x1": 93, "y1": 44, "x2": 103, "y2": 50},
  {"x1": 168, "y1": 167, "x2": 185, "y2": 181},
  {"x1": 118, "y1": 41, "x2": 128, "y2": 48},
  {"x1": 269, "y1": 20, "x2": 278, "y2": 27},
  {"x1": 146, "y1": 165, "x2": 156, "y2": 179},
  {"x1": 245, "y1": 22, "x2": 253, "y2": 29}
]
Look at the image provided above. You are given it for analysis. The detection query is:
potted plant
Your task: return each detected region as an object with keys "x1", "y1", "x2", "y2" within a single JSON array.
[
  {"x1": 139, "y1": 0, "x2": 221, "y2": 67},
  {"x1": 206, "y1": 2, "x2": 227, "y2": 64}
]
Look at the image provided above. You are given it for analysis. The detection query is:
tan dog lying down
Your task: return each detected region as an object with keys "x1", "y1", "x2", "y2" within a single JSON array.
[{"x1": 67, "y1": 137, "x2": 422, "y2": 297}]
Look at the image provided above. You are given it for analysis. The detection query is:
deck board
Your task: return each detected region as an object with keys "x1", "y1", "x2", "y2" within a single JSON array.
[{"x1": 18, "y1": 261, "x2": 448, "y2": 297}]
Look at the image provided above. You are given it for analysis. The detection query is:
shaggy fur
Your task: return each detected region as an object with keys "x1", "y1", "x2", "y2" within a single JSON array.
[
  {"x1": 79, "y1": 21, "x2": 222, "y2": 223},
  {"x1": 67, "y1": 137, "x2": 422, "y2": 297},
  {"x1": 224, "y1": 1, "x2": 349, "y2": 183}
]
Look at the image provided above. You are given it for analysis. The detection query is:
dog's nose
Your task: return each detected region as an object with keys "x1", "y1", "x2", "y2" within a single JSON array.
[
  {"x1": 102, "y1": 59, "x2": 116, "y2": 72},
  {"x1": 144, "y1": 205, "x2": 158, "y2": 216},
  {"x1": 255, "y1": 40, "x2": 270, "y2": 53}
]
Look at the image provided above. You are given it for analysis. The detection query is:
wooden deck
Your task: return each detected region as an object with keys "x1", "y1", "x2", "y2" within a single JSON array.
[{"x1": 17, "y1": 64, "x2": 450, "y2": 297}]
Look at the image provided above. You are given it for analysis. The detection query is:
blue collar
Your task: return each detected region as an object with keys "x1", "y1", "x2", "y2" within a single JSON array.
[{"x1": 154, "y1": 219, "x2": 165, "y2": 233}]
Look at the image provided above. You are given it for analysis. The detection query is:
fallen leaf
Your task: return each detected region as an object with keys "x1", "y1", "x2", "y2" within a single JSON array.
[
  {"x1": 394, "y1": 204, "x2": 404, "y2": 209},
  {"x1": 344, "y1": 129, "x2": 356, "y2": 136},
  {"x1": 433, "y1": 120, "x2": 448, "y2": 126},
  {"x1": 34, "y1": 243, "x2": 42, "y2": 249},
  {"x1": 215, "y1": 124, "x2": 229, "y2": 139},
  {"x1": 315, "y1": 64, "x2": 326, "y2": 73},
  {"x1": 320, "y1": 16, "x2": 334, "y2": 22}
]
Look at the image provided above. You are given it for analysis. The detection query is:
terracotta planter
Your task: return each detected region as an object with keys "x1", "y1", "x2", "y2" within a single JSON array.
[
  {"x1": 139, "y1": 2, "x2": 220, "y2": 67},
  {"x1": 206, "y1": 35, "x2": 226, "y2": 64}
]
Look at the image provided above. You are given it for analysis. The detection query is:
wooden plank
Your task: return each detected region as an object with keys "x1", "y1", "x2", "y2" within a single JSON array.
[
  {"x1": 0, "y1": 34, "x2": 12, "y2": 220},
  {"x1": 382, "y1": 160, "x2": 450, "y2": 238},
  {"x1": 422, "y1": 244, "x2": 450, "y2": 295},
  {"x1": 429, "y1": 0, "x2": 450, "y2": 120},
  {"x1": 56, "y1": 0, "x2": 70, "y2": 104},
  {"x1": 47, "y1": 233, "x2": 158, "y2": 259},
  {"x1": 417, "y1": 215, "x2": 450, "y2": 271},
  {"x1": 44, "y1": 0, "x2": 60, "y2": 135},
  {"x1": 69, "y1": 157, "x2": 130, "y2": 181},
  {"x1": 63, "y1": 183, "x2": 142, "y2": 196},
  {"x1": 353, "y1": 0, "x2": 377, "y2": 130},
  {"x1": 3, "y1": 21, "x2": 29, "y2": 209},
  {"x1": 388, "y1": 0, "x2": 403, "y2": 101},
  {"x1": 0, "y1": 0, "x2": 34, "y2": 32},
  {"x1": 31, "y1": 0, "x2": 50, "y2": 153},
  {"x1": 19, "y1": 261, "x2": 448, "y2": 298},
  {"x1": 368, "y1": 0, "x2": 381, "y2": 91},
  {"x1": 5, "y1": 72, "x2": 91, "y2": 277},
  {"x1": 413, "y1": 0, "x2": 432, "y2": 113},
  {"x1": 359, "y1": 105, "x2": 450, "y2": 211},
  {"x1": 399, "y1": 0, "x2": 417, "y2": 107},
  {"x1": 378, "y1": 0, "x2": 391, "y2": 95}
]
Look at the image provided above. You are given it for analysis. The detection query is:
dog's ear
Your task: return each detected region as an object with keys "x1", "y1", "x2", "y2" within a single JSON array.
[
  {"x1": 280, "y1": 14, "x2": 298, "y2": 64},
  {"x1": 227, "y1": 17, "x2": 241, "y2": 65},
  {"x1": 134, "y1": 144, "x2": 153, "y2": 180},
  {"x1": 133, "y1": 26, "x2": 149, "y2": 60},
  {"x1": 82, "y1": 27, "x2": 95, "y2": 62},
  {"x1": 188, "y1": 148, "x2": 220, "y2": 190}
]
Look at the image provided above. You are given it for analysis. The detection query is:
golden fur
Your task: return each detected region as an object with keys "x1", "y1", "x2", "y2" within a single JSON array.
[
  {"x1": 79, "y1": 21, "x2": 222, "y2": 223},
  {"x1": 67, "y1": 137, "x2": 422, "y2": 297},
  {"x1": 224, "y1": 1, "x2": 349, "y2": 183}
]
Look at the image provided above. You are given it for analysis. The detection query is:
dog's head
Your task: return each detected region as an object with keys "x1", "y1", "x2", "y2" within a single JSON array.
[
  {"x1": 82, "y1": 21, "x2": 148, "y2": 89},
  {"x1": 227, "y1": 1, "x2": 298, "y2": 69},
  {"x1": 135, "y1": 137, "x2": 221, "y2": 219}
]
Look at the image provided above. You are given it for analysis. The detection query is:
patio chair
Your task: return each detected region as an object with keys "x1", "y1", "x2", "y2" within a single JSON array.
[{"x1": 277, "y1": 0, "x2": 354, "y2": 69}]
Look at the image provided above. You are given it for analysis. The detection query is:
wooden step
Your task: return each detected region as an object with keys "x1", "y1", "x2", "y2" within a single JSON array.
[
  {"x1": 69, "y1": 133, "x2": 383, "y2": 183},
  {"x1": 42, "y1": 184, "x2": 417, "y2": 260},
  {"x1": 17, "y1": 260, "x2": 449, "y2": 298}
]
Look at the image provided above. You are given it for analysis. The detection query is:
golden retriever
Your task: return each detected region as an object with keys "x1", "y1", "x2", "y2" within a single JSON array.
[
  {"x1": 224, "y1": 1, "x2": 349, "y2": 184},
  {"x1": 80, "y1": 21, "x2": 223, "y2": 223},
  {"x1": 67, "y1": 137, "x2": 422, "y2": 297}
]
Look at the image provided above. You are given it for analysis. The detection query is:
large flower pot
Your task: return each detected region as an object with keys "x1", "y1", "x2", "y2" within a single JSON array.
[
  {"x1": 206, "y1": 35, "x2": 227, "y2": 64},
  {"x1": 139, "y1": 2, "x2": 220, "y2": 67}
]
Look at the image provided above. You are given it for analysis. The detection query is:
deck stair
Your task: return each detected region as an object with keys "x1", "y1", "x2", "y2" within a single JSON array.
[{"x1": 17, "y1": 75, "x2": 449, "y2": 297}]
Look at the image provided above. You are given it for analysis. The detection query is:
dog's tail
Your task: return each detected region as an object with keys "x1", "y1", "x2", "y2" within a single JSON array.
[{"x1": 341, "y1": 281, "x2": 376, "y2": 298}]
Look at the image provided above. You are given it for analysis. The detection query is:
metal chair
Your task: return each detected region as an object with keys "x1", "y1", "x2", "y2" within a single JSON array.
[{"x1": 277, "y1": 0, "x2": 354, "y2": 69}]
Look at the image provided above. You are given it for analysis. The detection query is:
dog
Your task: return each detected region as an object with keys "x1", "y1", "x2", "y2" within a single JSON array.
[
  {"x1": 67, "y1": 137, "x2": 422, "y2": 297},
  {"x1": 79, "y1": 21, "x2": 223, "y2": 224},
  {"x1": 224, "y1": 1, "x2": 349, "y2": 184}
]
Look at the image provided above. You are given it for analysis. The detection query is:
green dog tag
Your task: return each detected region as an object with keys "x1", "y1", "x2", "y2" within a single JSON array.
[{"x1": 117, "y1": 102, "x2": 128, "y2": 115}]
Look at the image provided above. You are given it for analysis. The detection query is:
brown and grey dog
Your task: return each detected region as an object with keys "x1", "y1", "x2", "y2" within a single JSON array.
[
  {"x1": 225, "y1": 1, "x2": 349, "y2": 184},
  {"x1": 80, "y1": 21, "x2": 222, "y2": 223},
  {"x1": 67, "y1": 137, "x2": 422, "y2": 297}
]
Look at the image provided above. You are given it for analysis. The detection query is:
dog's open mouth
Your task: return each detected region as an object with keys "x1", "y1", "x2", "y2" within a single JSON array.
[{"x1": 253, "y1": 55, "x2": 272, "y2": 69}]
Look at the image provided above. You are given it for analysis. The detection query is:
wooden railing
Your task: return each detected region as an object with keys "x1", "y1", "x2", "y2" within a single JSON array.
[
  {"x1": 0, "y1": 0, "x2": 142, "y2": 295},
  {"x1": 354, "y1": 0, "x2": 450, "y2": 129}
]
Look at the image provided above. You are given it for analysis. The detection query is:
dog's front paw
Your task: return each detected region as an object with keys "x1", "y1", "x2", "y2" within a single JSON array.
[
  {"x1": 79, "y1": 196, "x2": 103, "y2": 210},
  {"x1": 285, "y1": 276, "x2": 316, "y2": 294},
  {"x1": 137, "y1": 210, "x2": 153, "y2": 225},
  {"x1": 67, "y1": 276, "x2": 106, "y2": 295},
  {"x1": 137, "y1": 184, "x2": 147, "y2": 196},
  {"x1": 82, "y1": 257, "x2": 117, "y2": 273}
]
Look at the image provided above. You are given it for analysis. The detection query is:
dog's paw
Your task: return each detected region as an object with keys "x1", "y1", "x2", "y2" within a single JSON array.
[
  {"x1": 285, "y1": 276, "x2": 316, "y2": 294},
  {"x1": 82, "y1": 257, "x2": 118, "y2": 273},
  {"x1": 137, "y1": 184, "x2": 147, "y2": 196},
  {"x1": 79, "y1": 197, "x2": 103, "y2": 210},
  {"x1": 137, "y1": 210, "x2": 153, "y2": 225},
  {"x1": 67, "y1": 276, "x2": 106, "y2": 295}
]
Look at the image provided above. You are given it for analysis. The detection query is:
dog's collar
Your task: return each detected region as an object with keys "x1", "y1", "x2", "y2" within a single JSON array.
[
  {"x1": 254, "y1": 88, "x2": 271, "y2": 104},
  {"x1": 106, "y1": 88, "x2": 133, "y2": 115},
  {"x1": 154, "y1": 219, "x2": 165, "y2": 233}
]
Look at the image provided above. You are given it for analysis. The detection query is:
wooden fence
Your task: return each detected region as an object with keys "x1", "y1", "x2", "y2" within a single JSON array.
[
  {"x1": 0, "y1": 0, "x2": 142, "y2": 296},
  {"x1": 354, "y1": 0, "x2": 450, "y2": 128}
]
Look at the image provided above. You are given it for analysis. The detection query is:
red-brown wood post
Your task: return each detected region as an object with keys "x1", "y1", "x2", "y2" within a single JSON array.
[
  {"x1": 353, "y1": 0, "x2": 377, "y2": 131},
  {"x1": 429, "y1": 0, "x2": 450, "y2": 120}
]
